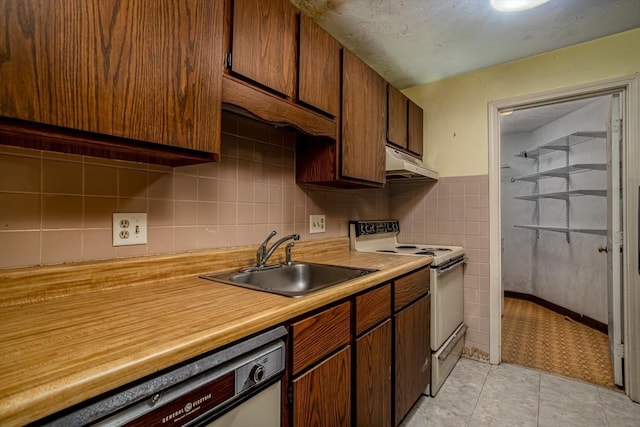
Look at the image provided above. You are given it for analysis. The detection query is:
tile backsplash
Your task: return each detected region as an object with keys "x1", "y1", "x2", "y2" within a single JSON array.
[
  {"x1": 0, "y1": 112, "x2": 387, "y2": 268},
  {"x1": 0, "y1": 113, "x2": 490, "y2": 357}
]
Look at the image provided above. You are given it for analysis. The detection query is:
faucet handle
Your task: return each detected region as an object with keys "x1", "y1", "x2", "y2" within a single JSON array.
[
  {"x1": 261, "y1": 230, "x2": 278, "y2": 247},
  {"x1": 256, "y1": 230, "x2": 277, "y2": 266}
]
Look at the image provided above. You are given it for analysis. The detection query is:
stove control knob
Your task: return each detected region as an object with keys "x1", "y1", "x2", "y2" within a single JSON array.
[{"x1": 250, "y1": 364, "x2": 265, "y2": 383}]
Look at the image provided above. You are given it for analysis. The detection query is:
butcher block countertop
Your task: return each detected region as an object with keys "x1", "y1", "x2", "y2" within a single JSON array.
[{"x1": 0, "y1": 238, "x2": 431, "y2": 426}]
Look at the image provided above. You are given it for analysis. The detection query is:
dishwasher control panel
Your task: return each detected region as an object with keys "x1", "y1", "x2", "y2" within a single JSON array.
[
  {"x1": 105, "y1": 340, "x2": 286, "y2": 426},
  {"x1": 236, "y1": 344, "x2": 284, "y2": 394}
]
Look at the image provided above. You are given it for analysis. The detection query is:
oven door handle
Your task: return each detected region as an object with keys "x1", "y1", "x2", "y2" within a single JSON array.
[{"x1": 436, "y1": 257, "x2": 467, "y2": 275}]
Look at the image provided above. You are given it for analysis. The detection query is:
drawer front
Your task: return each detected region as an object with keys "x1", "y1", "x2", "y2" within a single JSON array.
[
  {"x1": 394, "y1": 268, "x2": 430, "y2": 312},
  {"x1": 292, "y1": 301, "x2": 351, "y2": 375},
  {"x1": 356, "y1": 283, "x2": 391, "y2": 336}
]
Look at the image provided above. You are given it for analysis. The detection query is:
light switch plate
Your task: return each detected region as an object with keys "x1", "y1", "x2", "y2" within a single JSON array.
[
  {"x1": 309, "y1": 214, "x2": 326, "y2": 234},
  {"x1": 113, "y1": 213, "x2": 148, "y2": 246}
]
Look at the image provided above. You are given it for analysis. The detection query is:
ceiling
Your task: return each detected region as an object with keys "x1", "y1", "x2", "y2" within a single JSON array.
[
  {"x1": 292, "y1": 0, "x2": 640, "y2": 89},
  {"x1": 500, "y1": 97, "x2": 603, "y2": 135}
]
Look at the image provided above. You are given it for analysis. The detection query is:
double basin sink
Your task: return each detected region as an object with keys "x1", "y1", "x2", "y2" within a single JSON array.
[{"x1": 201, "y1": 262, "x2": 378, "y2": 297}]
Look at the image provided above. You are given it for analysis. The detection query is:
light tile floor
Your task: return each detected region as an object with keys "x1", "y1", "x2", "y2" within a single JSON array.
[{"x1": 401, "y1": 358, "x2": 640, "y2": 427}]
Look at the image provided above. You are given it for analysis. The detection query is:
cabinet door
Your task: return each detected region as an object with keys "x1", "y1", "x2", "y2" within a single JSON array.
[
  {"x1": 357, "y1": 319, "x2": 392, "y2": 427},
  {"x1": 231, "y1": 0, "x2": 297, "y2": 98},
  {"x1": 0, "y1": 0, "x2": 223, "y2": 153},
  {"x1": 394, "y1": 295, "x2": 430, "y2": 426},
  {"x1": 387, "y1": 85, "x2": 408, "y2": 149},
  {"x1": 299, "y1": 14, "x2": 341, "y2": 117},
  {"x1": 407, "y1": 99, "x2": 424, "y2": 157},
  {"x1": 293, "y1": 346, "x2": 351, "y2": 427},
  {"x1": 342, "y1": 49, "x2": 386, "y2": 185}
]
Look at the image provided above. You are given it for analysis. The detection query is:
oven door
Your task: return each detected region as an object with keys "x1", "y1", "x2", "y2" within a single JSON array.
[{"x1": 430, "y1": 256, "x2": 466, "y2": 351}]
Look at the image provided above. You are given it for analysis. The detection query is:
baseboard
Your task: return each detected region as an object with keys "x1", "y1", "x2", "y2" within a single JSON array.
[{"x1": 504, "y1": 291, "x2": 608, "y2": 334}]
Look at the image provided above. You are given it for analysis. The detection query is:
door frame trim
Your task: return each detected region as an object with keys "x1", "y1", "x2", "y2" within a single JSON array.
[{"x1": 487, "y1": 73, "x2": 639, "y2": 400}]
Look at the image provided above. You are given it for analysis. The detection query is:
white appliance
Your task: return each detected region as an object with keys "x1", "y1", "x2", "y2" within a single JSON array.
[
  {"x1": 40, "y1": 328, "x2": 286, "y2": 427},
  {"x1": 385, "y1": 146, "x2": 439, "y2": 181},
  {"x1": 349, "y1": 220, "x2": 466, "y2": 396}
]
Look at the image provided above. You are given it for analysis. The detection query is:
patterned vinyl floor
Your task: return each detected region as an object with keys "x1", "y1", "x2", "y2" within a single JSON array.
[{"x1": 501, "y1": 297, "x2": 615, "y2": 389}]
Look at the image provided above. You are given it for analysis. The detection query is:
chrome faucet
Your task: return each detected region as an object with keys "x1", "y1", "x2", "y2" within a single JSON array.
[{"x1": 256, "y1": 231, "x2": 300, "y2": 267}]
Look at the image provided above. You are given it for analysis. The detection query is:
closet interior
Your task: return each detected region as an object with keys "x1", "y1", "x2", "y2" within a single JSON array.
[{"x1": 499, "y1": 95, "x2": 622, "y2": 389}]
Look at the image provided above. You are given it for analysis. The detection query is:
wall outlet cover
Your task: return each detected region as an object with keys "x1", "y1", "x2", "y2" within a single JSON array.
[
  {"x1": 309, "y1": 214, "x2": 326, "y2": 234},
  {"x1": 113, "y1": 213, "x2": 148, "y2": 246}
]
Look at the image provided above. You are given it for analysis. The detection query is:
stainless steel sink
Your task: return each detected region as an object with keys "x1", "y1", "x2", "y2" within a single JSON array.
[{"x1": 201, "y1": 262, "x2": 378, "y2": 297}]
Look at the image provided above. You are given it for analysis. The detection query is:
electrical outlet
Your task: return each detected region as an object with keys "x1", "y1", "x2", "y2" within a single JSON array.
[
  {"x1": 309, "y1": 214, "x2": 326, "y2": 234},
  {"x1": 113, "y1": 213, "x2": 148, "y2": 246}
]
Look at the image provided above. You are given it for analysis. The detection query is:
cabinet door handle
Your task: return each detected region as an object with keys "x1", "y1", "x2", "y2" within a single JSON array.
[{"x1": 598, "y1": 246, "x2": 608, "y2": 253}]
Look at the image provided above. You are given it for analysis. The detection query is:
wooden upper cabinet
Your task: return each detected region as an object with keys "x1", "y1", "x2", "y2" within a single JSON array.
[
  {"x1": 387, "y1": 85, "x2": 408, "y2": 149},
  {"x1": 342, "y1": 49, "x2": 386, "y2": 185},
  {"x1": 298, "y1": 14, "x2": 341, "y2": 117},
  {"x1": 0, "y1": 0, "x2": 223, "y2": 156},
  {"x1": 387, "y1": 84, "x2": 424, "y2": 159},
  {"x1": 408, "y1": 99, "x2": 424, "y2": 157},
  {"x1": 230, "y1": 0, "x2": 297, "y2": 98}
]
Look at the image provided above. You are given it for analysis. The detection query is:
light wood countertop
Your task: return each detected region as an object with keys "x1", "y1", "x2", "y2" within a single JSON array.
[{"x1": 0, "y1": 238, "x2": 431, "y2": 426}]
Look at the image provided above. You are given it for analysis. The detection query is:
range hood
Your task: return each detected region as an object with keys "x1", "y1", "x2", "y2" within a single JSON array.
[{"x1": 385, "y1": 146, "x2": 439, "y2": 181}]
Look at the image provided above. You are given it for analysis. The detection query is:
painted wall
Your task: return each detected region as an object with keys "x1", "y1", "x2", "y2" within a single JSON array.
[
  {"x1": 501, "y1": 97, "x2": 610, "y2": 323},
  {"x1": 403, "y1": 28, "x2": 640, "y2": 177},
  {"x1": 500, "y1": 132, "x2": 534, "y2": 295}
]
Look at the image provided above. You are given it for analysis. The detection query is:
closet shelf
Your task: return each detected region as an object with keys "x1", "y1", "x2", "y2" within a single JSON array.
[
  {"x1": 514, "y1": 131, "x2": 606, "y2": 159},
  {"x1": 512, "y1": 163, "x2": 606, "y2": 182},
  {"x1": 511, "y1": 129, "x2": 607, "y2": 243},
  {"x1": 514, "y1": 189, "x2": 607, "y2": 201},
  {"x1": 514, "y1": 225, "x2": 607, "y2": 236}
]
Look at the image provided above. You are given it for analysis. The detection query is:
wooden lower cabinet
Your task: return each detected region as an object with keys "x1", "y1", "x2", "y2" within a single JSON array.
[
  {"x1": 292, "y1": 346, "x2": 351, "y2": 427},
  {"x1": 286, "y1": 271, "x2": 430, "y2": 427},
  {"x1": 356, "y1": 319, "x2": 392, "y2": 427},
  {"x1": 394, "y1": 295, "x2": 431, "y2": 426}
]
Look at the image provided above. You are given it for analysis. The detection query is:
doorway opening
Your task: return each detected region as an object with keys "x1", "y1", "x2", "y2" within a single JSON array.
[
  {"x1": 488, "y1": 75, "x2": 640, "y2": 402},
  {"x1": 498, "y1": 94, "x2": 622, "y2": 389}
]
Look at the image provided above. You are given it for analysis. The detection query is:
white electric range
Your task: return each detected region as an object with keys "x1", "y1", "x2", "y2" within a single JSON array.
[{"x1": 349, "y1": 220, "x2": 467, "y2": 396}]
